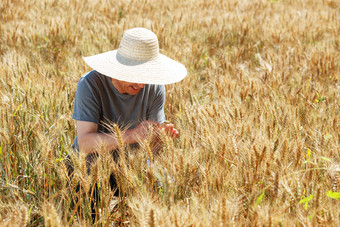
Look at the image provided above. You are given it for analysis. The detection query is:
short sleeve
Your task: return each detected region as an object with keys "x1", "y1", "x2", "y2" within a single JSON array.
[
  {"x1": 147, "y1": 85, "x2": 166, "y2": 123},
  {"x1": 72, "y1": 77, "x2": 101, "y2": 124}
]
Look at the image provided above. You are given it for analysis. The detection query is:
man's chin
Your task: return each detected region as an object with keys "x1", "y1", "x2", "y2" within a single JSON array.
[{"x1": 128, "y1": 89, "x2": 141, "y2": 95}]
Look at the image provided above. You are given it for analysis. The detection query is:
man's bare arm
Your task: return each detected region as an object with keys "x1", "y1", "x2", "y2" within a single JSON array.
[
  {"x1": 76, "y1": 120, "x2": 160, "y2": 154},
  {"x1": 77, "y1": 121, "x2": 126, "y2": 154}
]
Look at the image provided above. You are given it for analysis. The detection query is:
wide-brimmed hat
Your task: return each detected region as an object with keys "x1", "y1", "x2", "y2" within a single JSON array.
[{"x1": 83, "y1": 28, "x2": 187, "y2": 85}]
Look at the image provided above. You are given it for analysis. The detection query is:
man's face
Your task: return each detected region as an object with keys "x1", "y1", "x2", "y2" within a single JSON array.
[{"x1": 111, "y1": 78, "x2": 145, "y2": 95}]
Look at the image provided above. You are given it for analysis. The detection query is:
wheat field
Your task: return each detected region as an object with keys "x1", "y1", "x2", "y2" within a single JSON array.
[{"x1": 0, "y1": 0, "x2": 339, "y2": 226}]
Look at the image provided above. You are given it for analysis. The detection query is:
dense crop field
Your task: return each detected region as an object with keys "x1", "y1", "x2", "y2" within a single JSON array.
[{"x1": 0, "y1": 0, "x2": 339, "y2": 226}]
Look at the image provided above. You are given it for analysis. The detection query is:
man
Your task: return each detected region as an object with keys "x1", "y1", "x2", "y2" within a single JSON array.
[
  {"x1": 69, "y1": 28, "x2": 187, "y2": 220},
  {"x1": 72, "y1": 27, "x2": 187, "y2": 154}
]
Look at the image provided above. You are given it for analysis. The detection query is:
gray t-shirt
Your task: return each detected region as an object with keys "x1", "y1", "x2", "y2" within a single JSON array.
[{"x1": 72, "y1": 70, "x2": 166, "y2": 150}]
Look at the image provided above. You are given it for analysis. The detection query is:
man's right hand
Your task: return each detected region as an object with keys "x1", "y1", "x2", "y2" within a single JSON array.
[{"x1": 128, "y1": 121, "x2": 160, "y2": 143}]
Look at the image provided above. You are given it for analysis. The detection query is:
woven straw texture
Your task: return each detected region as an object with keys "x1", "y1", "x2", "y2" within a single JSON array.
[{"x1": 83, "y1": 28, "x2": 187, "y2": 85}]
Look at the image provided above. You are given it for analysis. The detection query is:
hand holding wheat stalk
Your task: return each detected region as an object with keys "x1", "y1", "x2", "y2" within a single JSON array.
[
  {"x1": 138, "y1": 120, "x2": 179, "y2": 155},
  {"x1": 161, "y1": 120, "x2": 180, "y2": 139}
]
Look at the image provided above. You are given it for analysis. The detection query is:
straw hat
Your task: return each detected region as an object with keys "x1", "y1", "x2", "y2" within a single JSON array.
[{"x1": 83, "y1": 28, "x2": 187, "y2": 85}]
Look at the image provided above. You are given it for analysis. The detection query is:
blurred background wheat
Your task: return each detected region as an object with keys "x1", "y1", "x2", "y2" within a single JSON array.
[{"x1": 0, "y1": 0, "x2": 339, "y2": 226}]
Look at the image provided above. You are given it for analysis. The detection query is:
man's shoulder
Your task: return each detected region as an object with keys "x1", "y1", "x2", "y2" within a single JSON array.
[
  {"x1": 147, "y1": 84, "x2": 165, "y2": 94},
  {"x1": 78, "y1": 70, "x2": 108, "y2": 89},
  {"x1": 80, "y1": 70, "x2": 105, "y2": 82}
]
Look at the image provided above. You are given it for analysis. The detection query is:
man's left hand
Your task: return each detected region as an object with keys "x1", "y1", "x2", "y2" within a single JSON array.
[{"x1": 161, "y1": 123, "x2": 179, "y2": 139}]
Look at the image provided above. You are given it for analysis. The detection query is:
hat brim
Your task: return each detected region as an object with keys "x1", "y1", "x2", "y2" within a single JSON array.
[{"x1": 83, "y1": 50, "x2": 187, "y2": 85}]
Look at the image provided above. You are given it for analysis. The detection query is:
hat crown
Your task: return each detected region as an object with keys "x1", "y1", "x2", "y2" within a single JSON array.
[{"x1": 117, "y1": 28, "x2": 159, "y2": 61}]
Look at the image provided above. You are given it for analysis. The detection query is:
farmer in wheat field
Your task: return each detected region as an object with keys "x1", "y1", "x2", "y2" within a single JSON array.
[
  {"x1": 69, "y1": 28, "x2": 186, "y2": 204},
  {"x1": 72, "y1": 28, "x2": 186, "y2": 155}
]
